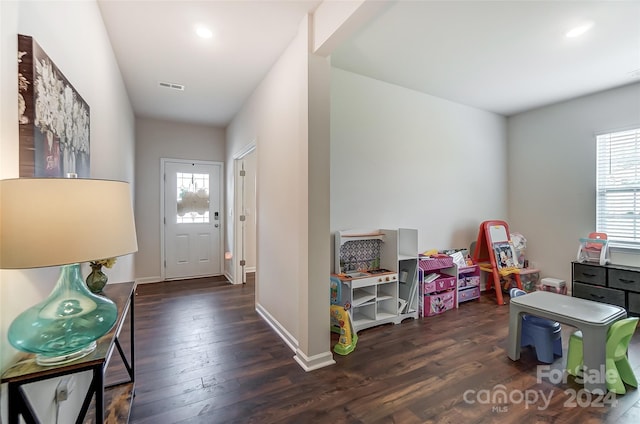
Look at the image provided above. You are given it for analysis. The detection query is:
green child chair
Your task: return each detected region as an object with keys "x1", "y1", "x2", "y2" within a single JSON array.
[{"x1": 566, "y1": 317, "x2": 639, "y2": 394}]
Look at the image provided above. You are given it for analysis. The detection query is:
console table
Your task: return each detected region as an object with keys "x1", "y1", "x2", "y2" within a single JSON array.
[
  {"x1": 1, "y1": 282, "x2": 136, "y2": 424},
  {"x1": 508, "y1": 291, "x2": 626, "y2": 393}
]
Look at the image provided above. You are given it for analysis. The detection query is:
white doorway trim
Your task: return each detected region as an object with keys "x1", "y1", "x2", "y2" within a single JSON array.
[
  {"x1": 233, "y1": 142, "x2": 256, "y2": 285},
  {"x1": 160, "y1": 157, "x2": 224, "y2": 281}
]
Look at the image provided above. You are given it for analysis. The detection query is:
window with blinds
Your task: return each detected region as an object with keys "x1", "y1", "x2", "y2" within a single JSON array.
[{"x1": 596, "y1": 128, "x2": 640, "y2": 248}]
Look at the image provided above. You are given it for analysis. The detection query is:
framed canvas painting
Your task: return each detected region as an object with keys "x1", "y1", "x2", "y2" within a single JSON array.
[{"x1": 18, "y1": 34, "x2": 90, "y2": 178}]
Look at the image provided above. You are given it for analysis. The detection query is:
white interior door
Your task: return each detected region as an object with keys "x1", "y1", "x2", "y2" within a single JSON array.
[
  {"x1": 163, "y1": 160, "x2": 222, "y2": 280},
  {"x1": 233, "y1": 145, "x2": 256, "y2": 284},
  {"x1": 238, "y1": 159, "x2": 247, "y2": 284}
]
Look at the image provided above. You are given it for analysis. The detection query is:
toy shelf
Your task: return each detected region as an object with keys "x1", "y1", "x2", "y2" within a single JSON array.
[{"x1": 352, "y1": 288, "x2": 376, "y2": 307}]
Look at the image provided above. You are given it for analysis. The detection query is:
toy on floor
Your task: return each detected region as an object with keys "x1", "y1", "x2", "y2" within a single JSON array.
[
  {"x1": 330, "y1": 276, "x2": 341, "y2": 305},
  {"x1": 510, "y1": 288, "x2": 563, "y2": 363},
  {"x1": 330, "y1": 304, "x2": 357, "y2": 355}
]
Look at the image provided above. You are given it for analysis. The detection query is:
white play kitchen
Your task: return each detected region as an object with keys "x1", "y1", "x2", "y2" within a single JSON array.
[
  {"x1": 331, "y1": 229, "x2": 420, "y2": 332},
  {"x1": 331, "y1": 228, "x2": 481, "y2": 336}
]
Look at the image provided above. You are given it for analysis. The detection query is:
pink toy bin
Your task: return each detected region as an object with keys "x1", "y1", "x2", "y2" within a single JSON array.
[
  {"x1": 422, "y1": 275, "x2": 456, "y2": 294},
  {"x1": 421, "y1": 290, "x2": 456, "y2": 317}
]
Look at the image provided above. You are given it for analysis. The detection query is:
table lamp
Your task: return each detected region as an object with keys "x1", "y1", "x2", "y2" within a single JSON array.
[{"x1": 0, "y1": 178, "x2": 138, "y2": 365}]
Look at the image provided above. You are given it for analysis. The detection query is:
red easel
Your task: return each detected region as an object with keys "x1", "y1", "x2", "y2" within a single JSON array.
[{"x1": 472, "y1": 220, "x2": 522, "y2": 305}]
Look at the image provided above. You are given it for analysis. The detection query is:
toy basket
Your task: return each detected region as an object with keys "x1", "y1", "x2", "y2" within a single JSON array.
[
  {"x1": 421, "y1": 290, "x2": 456, "y2": 317},
  {"x1": 419, "y1": 256, "x2": 454, "y2": 272},
  {"x1": 422, "y1": 275, "x2": 456, "y2": 294}
]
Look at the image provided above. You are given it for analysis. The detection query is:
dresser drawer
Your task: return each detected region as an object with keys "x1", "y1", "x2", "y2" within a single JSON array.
[
  {"x1": 629, "y1": 292, "x2": 640, "y2": 315},
  {"x1": 573, "y1": 282, "x2": 625, "y2": 308},
  {"x1": 572, "y1": 263, "x2": 606, "y2": 286},
  {"x1": 609, "y1": 268, "x2": 640, "y2": 293}
]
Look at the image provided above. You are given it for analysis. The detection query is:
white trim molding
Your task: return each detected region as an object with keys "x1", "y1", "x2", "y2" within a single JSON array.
[
  {"x1": 294, "y1": 349, "x2": 336, "y2": 372},
  {"x1": 256, "y1": 302, "x2": 298, "y2": 352},
  {"x1": 256, "y1": 302, "x2": 335, "y2": 372}
]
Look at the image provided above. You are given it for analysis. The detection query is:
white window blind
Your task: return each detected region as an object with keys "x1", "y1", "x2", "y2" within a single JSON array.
[{"x1": 596, "y1": 128, "x2": 640, "y2": 248}]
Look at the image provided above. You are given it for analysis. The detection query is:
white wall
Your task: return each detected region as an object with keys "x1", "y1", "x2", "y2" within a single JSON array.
[
  {"x1": 226, "y1": 17, "x2": 334, "y2": 370},
  {"x1": 508, "y1": 82, "x2": 640, "y2": 286},
  {"x1": 330, "y1": 68, "x2": 509, "y2": 257},
  {"x1": 0, "y1": 0, "x2": 135, "y2": 422},
  {"x1": 134, "y1": 117, "x2": 225, "y2": 281}
]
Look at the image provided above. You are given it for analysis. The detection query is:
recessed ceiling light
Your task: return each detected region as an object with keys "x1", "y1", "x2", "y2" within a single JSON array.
[
  {"x1": 195, "y1": 25, "x2": 213, "y2": 39},
  {"x1": 566, "y1": 22, "x2": 594, "y2": 38}
]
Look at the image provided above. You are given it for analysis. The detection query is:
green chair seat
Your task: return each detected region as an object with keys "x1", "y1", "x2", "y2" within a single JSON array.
[{"x1": 565, "y1": 317, "x2": 639, "y2": 394}]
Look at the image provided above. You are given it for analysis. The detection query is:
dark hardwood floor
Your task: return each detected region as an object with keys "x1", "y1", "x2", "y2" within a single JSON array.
[{"x1": 115, "y1": 275, "x2": 640, "y2": 423}]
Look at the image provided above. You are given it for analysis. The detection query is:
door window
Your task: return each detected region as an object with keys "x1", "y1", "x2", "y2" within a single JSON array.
[{"x1": 176, "y1": 172, "x2": 210, "y2": 224}]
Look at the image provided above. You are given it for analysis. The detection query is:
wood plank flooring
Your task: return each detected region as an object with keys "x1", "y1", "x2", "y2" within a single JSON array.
[{"x1": 119, "y1": 275, "x2": 640, "y2": 423}]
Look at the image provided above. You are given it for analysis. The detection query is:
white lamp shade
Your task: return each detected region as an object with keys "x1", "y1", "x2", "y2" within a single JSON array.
[{"x1": 0, "y1": 178, "x2": 138, "y2": 269}]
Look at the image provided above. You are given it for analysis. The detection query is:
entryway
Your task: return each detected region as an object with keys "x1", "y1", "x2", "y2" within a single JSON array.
[{"x1": 161, "y1": 158, "x2": 223, "y2": 280}]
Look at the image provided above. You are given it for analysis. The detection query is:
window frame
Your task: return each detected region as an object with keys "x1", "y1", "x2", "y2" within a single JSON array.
[{"x1": 596, "y1": 127, "x2": 640, "y2": 250}]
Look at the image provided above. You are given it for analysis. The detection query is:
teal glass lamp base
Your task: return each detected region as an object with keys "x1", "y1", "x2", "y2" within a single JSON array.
[
  {"x1": 8, "y1": 263, "x2": 117, "y2": 366},
  {"x1": 35, "y1": 341, "x2": 97, "y2": 366}
]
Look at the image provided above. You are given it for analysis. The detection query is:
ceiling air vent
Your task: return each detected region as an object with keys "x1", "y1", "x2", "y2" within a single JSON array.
[{"x1": 158, "y1": 81, "x2": 185, "y2": 91}]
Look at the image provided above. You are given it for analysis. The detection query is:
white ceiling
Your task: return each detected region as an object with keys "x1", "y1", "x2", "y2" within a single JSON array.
[
  {"x1": 97, "y1": 0, "x2": 322, "y2": 127},
  {"x1": 98, "y1": 0, "x2": 640, "y2": 127},
  {"x1": 332, "y1": 0, "x2": 640, "y2": 116}
]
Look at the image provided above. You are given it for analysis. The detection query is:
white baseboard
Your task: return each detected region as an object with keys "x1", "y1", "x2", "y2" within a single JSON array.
[
  {"x1": 255, "y1": 303, "x2": 298, "y2": 352},
  {"x1": 255, "y1": 302, "x2": 335, "y2": 372},
  {"x1": 294, "y1": 349, "x2": 335, "y2": 372},
  {"x1": 245, "y1": 266, "x2": 256, "y2": 273},
  {"x1": 135, "y1": 276, "x2": 163, "y2": 284},
  {"x1": 224, "y1": 271, "x2": 236, "y2": 284}
]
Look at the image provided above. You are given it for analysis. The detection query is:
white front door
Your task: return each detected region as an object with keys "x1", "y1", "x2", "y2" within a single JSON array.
[{"x1": 163, "y1": 159, "x2": 222, "y2": 280}]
